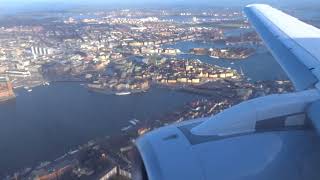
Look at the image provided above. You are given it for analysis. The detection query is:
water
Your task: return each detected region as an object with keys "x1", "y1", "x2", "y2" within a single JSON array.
[
  {"x1": 0, "y1": 40, "x2": 288, "y2": 174},
  {"x1": 0, "y1": 83, "x2": 202, "y2": 174},
  {"x1": 165, "y1": 40, "x2": 288, "y2": 81}
]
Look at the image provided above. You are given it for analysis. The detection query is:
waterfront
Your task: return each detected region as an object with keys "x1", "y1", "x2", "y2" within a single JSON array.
[
  {"x1": 165, "y1": 40, "x2": 288, "y2": 81},
  {"x1": 0, "y1": 83, "x2": 202, "y2": 174},
  {"x1": 0, "y1": 7, "x2": 293, "y2": 177},
  {"x1": 0, "y1": 41, "x2": 289, "y2": 175},
  {"x1": 0, "y1": 2, "x2": 319, "y2": 179}
]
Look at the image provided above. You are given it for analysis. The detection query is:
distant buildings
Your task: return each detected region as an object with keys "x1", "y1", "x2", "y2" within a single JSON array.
[
  {"x1": 190, "y1": 47, "x2": 255, "y2": 59},
  {"x1": 5, "y1": 70, "x2": 31, "y2": 78},
  {"x1": 30, "y1": 46, "x2": 54, "y2": 58}
]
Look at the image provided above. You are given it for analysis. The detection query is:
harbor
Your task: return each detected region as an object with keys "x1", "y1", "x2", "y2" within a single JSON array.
[
  {"x1": 0, "y1": 4, "x2": 299, "y2": 178},
  {"x1": 190, "y1": 47, "x2": 255, "y2": 59},
  {"x1": 0, "y1": 83, "x2": 203, "y2": 175},
  {"x1": 0, "y1": 78, "x2": 294, "y2": 179}
]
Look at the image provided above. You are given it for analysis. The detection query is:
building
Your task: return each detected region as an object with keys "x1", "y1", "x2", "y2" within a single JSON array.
[
  {"x1": 191, "y1": 78, "x2": 200, "y2": 84},
  {"x1": 177, "y1": 77, "x2": 188, "y2": 83},
  {"x1": 30, "y1": 46, "x2": 54, "y2": 58},
  {"x1": 5, "y1": 70, "x2": 31, "y2": 78},
  {"x1": 99, "y1": 166, "x2": 132, "y2": 180},
  {"x1": 32, "y1": 160, "x2": 76, "y2": 180},
  {"x1": 0, "y1": 77, "x2": 15, "y2": 101},
  {"x1": 138, "y1": 127, "x2": 151, "y2": 136},
  {"x1": 99, "y1": 167, "x2": 117, "y2": 180}
]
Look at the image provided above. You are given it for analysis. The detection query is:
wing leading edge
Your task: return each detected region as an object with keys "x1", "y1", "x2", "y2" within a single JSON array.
[{"x1": 244, "y1": 4, "x2": 320, "y2": 91}]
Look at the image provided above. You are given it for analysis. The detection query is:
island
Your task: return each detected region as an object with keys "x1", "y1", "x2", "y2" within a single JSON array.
[
  {"x1": 86, "y1": 58, "x2": 238, "y2": 95},
  {"x1": 190, "y1": 47, "x2": 255, "y2": 59}
]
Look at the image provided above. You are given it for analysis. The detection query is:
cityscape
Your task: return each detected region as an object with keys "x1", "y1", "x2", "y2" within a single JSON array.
[{"x1": 0, "y1": 1, "x2": 319, "y2": 180}]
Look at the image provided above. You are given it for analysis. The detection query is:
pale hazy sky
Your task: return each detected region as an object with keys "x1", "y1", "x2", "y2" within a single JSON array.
[
  {"x1": 2, "y1": 0, "x2": 319, "y2": 5},
  {"x1": 1, "y1": 0, "x2": 320, "y2": 12}
]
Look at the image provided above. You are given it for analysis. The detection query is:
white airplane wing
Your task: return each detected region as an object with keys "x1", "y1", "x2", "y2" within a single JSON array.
[
  {"x1": 133, "y1": 5, "x2": 320, "y2": 180},
  {"x1": 244, "y1": 4, "x2": 320, "y2": 91}
]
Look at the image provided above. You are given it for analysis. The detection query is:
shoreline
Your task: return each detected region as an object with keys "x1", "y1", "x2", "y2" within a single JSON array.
[
  {"x1": 0, "y1": 81, "x2": 202, "y2": 177},
  {"x1": 0, "y1": 95, "x2": 16, "y2": 103},
  {"x1": 1, "y1": 79, "x2": 293, "y2": 178}
]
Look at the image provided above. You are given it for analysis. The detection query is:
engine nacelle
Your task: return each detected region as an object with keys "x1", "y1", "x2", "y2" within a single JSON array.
[{"x1": 133, "y1": 90, "x2": 320, "y2": 180}]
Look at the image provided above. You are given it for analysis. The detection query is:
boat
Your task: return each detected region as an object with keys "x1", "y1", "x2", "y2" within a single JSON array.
[
  {"x1": 231, "y1": 62, "x2": 235, "y2": 65},
  {"x1": 210, "y1": 55, "x2": 220, "y2": 59},
  {"x1": 115, "y1": 92, "x2": 131, "y2": 96},
  {"x1": 121, "y1": 125, "x2": 132, "y2": 131},
  {"x1": 68, "y1": 149, "x2": 79, "y2": 155},
  {"x1": 239, "y1": 66, "x2": 245, "y2": 77},
  {"x1": 54, "y1": 154, "x2": 68, "y2": 162},
  {"x1": 36, "y1": 161, "x2": 51, "y2": 169},
  {"x1": 130, "y1": 120, "x2": 137, "y2": 125},
  {"x1": 43, "y1": 82, "x2": 50, "y2": 86},
  {"x1": 28, "y1": 89, "x2": 33, "y2": 92}
]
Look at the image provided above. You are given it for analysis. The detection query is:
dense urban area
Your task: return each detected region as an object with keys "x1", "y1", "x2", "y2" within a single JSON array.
[{"x1": 0, "y1": 6, "x2": 297, "y2": 180}]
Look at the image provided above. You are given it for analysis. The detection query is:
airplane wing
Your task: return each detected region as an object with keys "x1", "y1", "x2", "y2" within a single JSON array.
[
  {"x1": 244, "y1": 4, "x2": 320, "y2": 91},
  {"x1": 133, "y1": 4, "x2": 320, "y2": 180}
]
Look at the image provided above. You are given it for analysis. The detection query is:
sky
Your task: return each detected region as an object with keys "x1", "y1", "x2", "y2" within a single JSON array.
[
  {"x1": 1, "y1": 0, "x2": 320, "y2": 14},
  {"x1": 2, "y1": 0, "x2": 319, "y2": 4}
]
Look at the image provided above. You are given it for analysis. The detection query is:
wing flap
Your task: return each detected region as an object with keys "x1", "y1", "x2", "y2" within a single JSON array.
[{"x1": 244, "y1": 4, "x2": 320, "y2": 90}]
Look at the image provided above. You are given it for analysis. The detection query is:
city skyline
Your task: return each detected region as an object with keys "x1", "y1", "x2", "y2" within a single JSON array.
[
  {"x1": 2, "y1": 0, "x2": 320, "y2": 17},
  {"x1": 2, "y1": 0, "x2": 320, "y2": 10}
]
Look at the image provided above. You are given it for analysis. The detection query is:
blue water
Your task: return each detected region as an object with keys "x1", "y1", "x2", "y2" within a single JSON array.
[
  {"x1": 0, "y1": 40, "x2": 288, "y2": 175},
  {"x1": 165, "y1": 40, "x2": 288, "y2": 81},
  {"x1": 0, "y1": 84, "x2": 202, "y2": 174}
]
